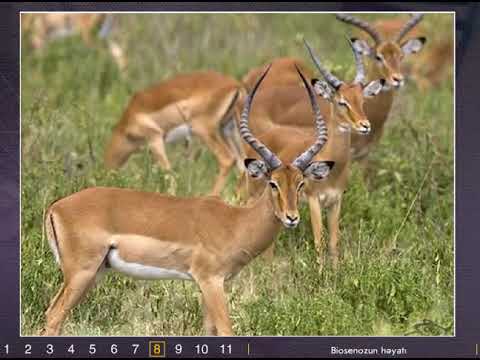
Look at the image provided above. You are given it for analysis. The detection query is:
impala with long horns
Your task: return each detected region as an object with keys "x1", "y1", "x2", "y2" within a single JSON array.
[
  {"x1": 239, "y1": 40, "x2": 384, "y2": 265},
  {"x1": 40, "y1": 65, "x2": 334, "y2": 336},
  {"x1": 335, "y1": 13, "x2": 426, "y2": 165},
  {"x1": 104, "y1": 71, "x2": 243, "y2": 195}
]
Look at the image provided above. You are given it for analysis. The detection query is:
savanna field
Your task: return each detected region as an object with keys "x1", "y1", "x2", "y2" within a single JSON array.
[{"x1": 21, "y1": 13, "x2": 453, "y2": 336}]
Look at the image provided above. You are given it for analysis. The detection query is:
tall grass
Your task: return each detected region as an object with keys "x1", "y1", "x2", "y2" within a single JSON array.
[{"x1": 21, "y1": 13, "x2": 453, "y2": 336}]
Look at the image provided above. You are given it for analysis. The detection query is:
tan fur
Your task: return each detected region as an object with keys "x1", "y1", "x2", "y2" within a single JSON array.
[
  {"x1": 104, "y1": 71, "x2": 243, "y2": 195},
  {"x1": 41, "y1": 110, "x2": 324, "y2": 335},
  {"x1": 242, "y1": 57, "x2": 314, "y2": 92},
  {"x1": 237, "y1": 81, "x2": 372, "y2": 267},
  {"x1": 343, "y1": 16, "x2": 426, "y2": 163}
]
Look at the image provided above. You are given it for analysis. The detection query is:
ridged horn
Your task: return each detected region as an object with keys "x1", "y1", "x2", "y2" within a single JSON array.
[
  {"x1": 304, "y1": 39, "x2": 343, "y2": 89},
  {"x1": 335, "y1": 13, "x2": 382, "y2": 44},
  {"x1": 395, "y1": 13, "x2": 424, "y2": 42},
  {"x1": 347, "y1": 36, "x2": 366, "y2": 85},
  {"x1": 292, "y1": 65, "x2": 329, "y2": 171},
  {"x1": 239, "y1": 64, "x2": 282, "y2": 170}
]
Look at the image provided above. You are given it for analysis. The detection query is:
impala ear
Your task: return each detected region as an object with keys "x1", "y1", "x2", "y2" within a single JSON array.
[
  {"x1": 363, "y1": 79, "x2": 386, "y2": 97},
  {"x1": 303, "y1": 161, "x2": 335, "y2": 181},
  {"x1": 350, "y1": 37, "x2": 372, "y2": 56},
  {"x1": 311, "y1": 78, "x2": 333, "y2": 100},
  {"x1": 244, "y1": 158, "x2": 269, "y2": 179},
  {"x1": 401, "y1": 37, "x2": 426, "y2": 55}
]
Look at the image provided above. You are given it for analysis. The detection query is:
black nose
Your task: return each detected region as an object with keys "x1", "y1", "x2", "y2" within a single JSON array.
[{"x1": 286, "y1": 215, "x2": 298, "y2": 222}]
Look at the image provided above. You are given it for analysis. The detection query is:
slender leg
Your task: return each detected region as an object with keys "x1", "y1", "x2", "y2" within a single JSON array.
[
  {"x1": 41, "y1": 270, "x2": 98, "y2": 336},
  {"x1": 45, "y1": 283, "x2": 66, "y2": 318},
  {"x1": 194, "y1": 129, "x2": 235, "y2": 196},
  {"x1": 201, "y1": 293, "x2": 217, "y2": 336},
  {"x1": 308, "y1": 195, "x2": 324, "y2": 260},
  {"x1": 148, "y1": 133, "x2": 172, "y2": 171},
  {"x1": 327, "y1": 197, "x2": 343, "y2": 269},
  {"x1": 197, "y1": 278, "x2": 232, "y2": 336}
]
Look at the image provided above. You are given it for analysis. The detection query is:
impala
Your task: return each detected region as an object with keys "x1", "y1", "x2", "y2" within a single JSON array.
[
  {"x1": 409, "y1": 37, "x2": 453, "y2": 91},
  {"x1": 239, "y1": 40, "x2": 384, "y2": 265},
  {"x1": 335, "y1": 13, "x2": 426, "y2": 165},
  {"x1": 22, "y1": 13, "x2": 127, "y2": 73},
  {"x1": 225, "y1": 57, "x2": 315, "y2": 163},
  {"x1": 40, "y1": 65, "x2": 334, "y2": 336},
  {"x1": 104, "y1": 71, "x2": 244, "y2": 196}
]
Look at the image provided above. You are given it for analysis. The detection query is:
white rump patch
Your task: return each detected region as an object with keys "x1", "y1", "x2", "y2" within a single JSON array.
[
  {"x1": 165, "y1": 124, "x2": 192, "y2": 144},
  {"x1": 107, "y1": 249, "x2": 193, "y2": 281}
]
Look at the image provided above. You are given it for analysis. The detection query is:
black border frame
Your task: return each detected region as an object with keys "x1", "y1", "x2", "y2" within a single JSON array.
[{"x1": 1, "y1": 2, "x2": 477, "y2": 358}]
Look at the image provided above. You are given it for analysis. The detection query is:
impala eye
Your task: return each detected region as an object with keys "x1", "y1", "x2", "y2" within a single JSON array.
[
  {"x1": 338, "y1": 100, "x2": 348, "y2": 108},
  {"x1": 269, "y1": 181, "x2": 279, "y2": 190},
  {"x1": 375, "y1": 54, "x2": 383, "y2": 62}
]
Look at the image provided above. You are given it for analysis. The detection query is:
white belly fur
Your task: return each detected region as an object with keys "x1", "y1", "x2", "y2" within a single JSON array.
[
  {"x1": 107, "y1": 249, "x2": 193, "y2": 281},
  {"x1": 165, "y1": 124, "x2": 192, "y2": 144}
]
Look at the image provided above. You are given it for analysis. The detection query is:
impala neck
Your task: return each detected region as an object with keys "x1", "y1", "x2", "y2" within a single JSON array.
[
  {"x1": 330, "y1": 102, "x2": 351, "y2": 134},
  {"x1": 241, "y1": 186, "x2": 283, "y2": 259},
  {"x1": 365, "y1": 60, "x2": 396, "y2": 133}
]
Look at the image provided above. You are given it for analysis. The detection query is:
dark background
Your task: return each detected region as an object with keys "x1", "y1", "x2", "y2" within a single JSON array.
[{"x1": 0, "y1": 2, "x2": 477, "y2": 358}]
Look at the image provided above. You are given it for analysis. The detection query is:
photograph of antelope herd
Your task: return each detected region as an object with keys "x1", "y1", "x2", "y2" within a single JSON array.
[{"x1": 21, "y1": 12, "x2": 454, "y2": 336}]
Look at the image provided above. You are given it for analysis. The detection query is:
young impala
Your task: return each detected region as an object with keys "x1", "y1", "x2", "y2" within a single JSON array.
[
  {"x1": 104, "y1": 71, "x2": 243, "y2": 195},
  {"x1": 238, "y1": 40, "x2": 384, "y2": 266},
  {"x1": 335, "y1": 13, "x2": 426, "y2": 166},
  {"x1": 40, "y1": 65, "x2": 334, "y2": 336}
]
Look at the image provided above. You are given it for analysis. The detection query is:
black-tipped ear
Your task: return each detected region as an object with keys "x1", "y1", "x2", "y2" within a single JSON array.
[
  {"x1": 312, "y1": 79, "x2": 333, "y2": 99},
  {"x1": 244, "y1": 158, "x2": 269, "y2": 179},
  {"x1": 303, "y1": 161, "x2": 335, "y2": 181},
  {"x1": 311, "y1": 78, "x2": 319, "y2": 86},
  {"x1": 324, "y1": 161, "x2": 335, "y2": 170},
  {"x1": 350, "y1": 37, "x2": 372, "y2": 56},
  {"x1": 401, "y1": 37, "x2": 426, "y2": 55},
  {"x1": 363, "y1": 79, "x2": 384, "y2": 97},
  {"x1": 244, "y1": 158, "x2": 256, "y2": 168}
]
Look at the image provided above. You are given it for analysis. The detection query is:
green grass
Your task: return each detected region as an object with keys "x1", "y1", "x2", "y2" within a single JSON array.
[{"x1": 21, "y1": 13, "x2": 453, "y2": 336}]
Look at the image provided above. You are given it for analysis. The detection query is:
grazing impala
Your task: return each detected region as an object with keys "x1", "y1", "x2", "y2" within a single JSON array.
[
  {"x1": 104, "y1": 71, "x2": 243, "y2": 195},
  {"x1": 40, "y1": 65, "x2": 334, "y2": 336},
  {"x1": 22, "y1": 13, "x2": 127, "y2": 73},
  {"x1": 335, "y1": 13, "x2": 426, "y2": 165},
  {"x1": 239, "y1": 40, "x2": 384, "y2": 265}
]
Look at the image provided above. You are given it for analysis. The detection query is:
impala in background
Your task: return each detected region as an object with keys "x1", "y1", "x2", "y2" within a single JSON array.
[
  {"x1": 335, "y1": 13, "x2": 426, "y2": 168},
  {"x1": 238, "y1": 40, "x2": 384, "y2": 266},
  {"x1": 21, "y1": 13, "x2": 127, "y2": 74},
  {"x1": 104, "y1": 71, "x2": 243, "y2": 196}
]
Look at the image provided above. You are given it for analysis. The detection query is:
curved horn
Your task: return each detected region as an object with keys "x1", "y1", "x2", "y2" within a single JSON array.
[
  {"x1": 304, "y1": 39, "x2": 343, "y2": 89},
  {"x1": 335, "y1": 13, "x2": 382, "y2": 44},
  {"x1": 292, "y1": 65, "x2": 329, "y2": 171},
  {"x1": 395, "y1": 13, "x2": 424, "y2": 42},
  {"x1": 347, "y1": 37, "x2": 366, "y2": 85},
  {"x1": 239, "y1": 64, "x2": 282, "y2": 170}
]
